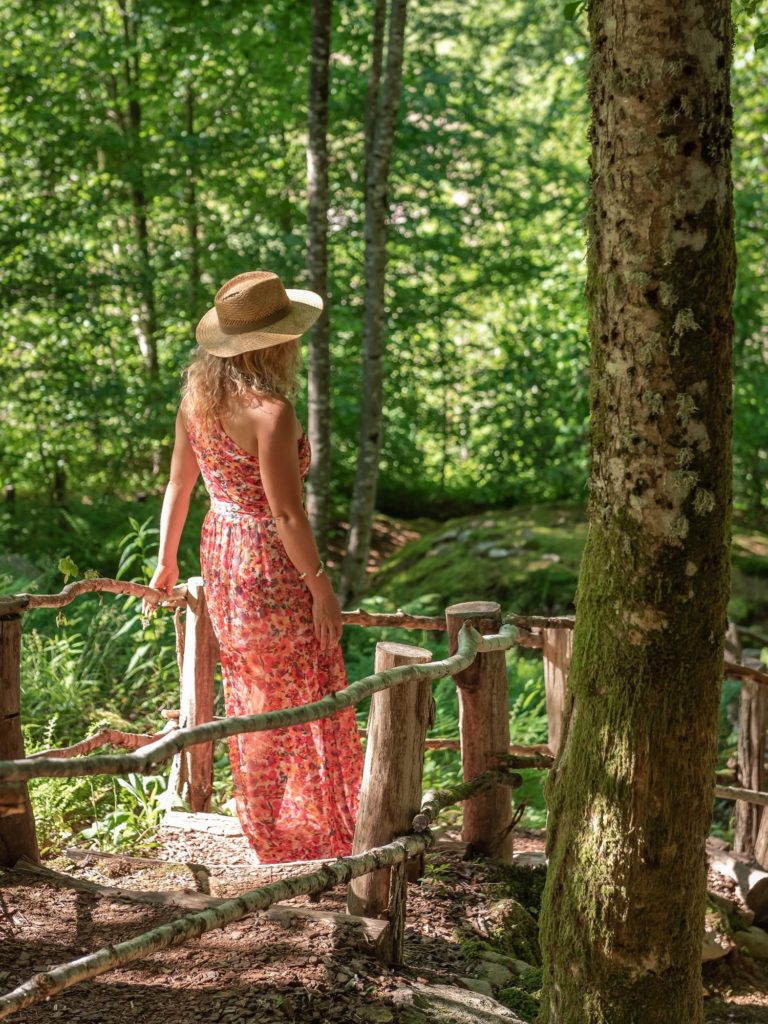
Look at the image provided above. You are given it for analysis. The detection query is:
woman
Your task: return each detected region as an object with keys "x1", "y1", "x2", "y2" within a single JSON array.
[{"x1": 146, "y1": 270, "x2": 364, "y2": 864}]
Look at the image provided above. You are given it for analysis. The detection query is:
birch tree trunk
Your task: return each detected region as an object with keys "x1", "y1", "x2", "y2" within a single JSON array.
[
  {"x1": 538, "y1": 2, "x2": 735, "y2": 1021},
  {"x1": 118, "y1": 0, "x2": 159, "y2": 378},
  {"x1": 184, "y1": 80, "x2": 202, "y2": 337},
  {"x1": 338, "y1": 0, "x2": 407, "y2": 608},
  {"x1": 305, "y1": 0, "x2": 333, "y2": 560}
]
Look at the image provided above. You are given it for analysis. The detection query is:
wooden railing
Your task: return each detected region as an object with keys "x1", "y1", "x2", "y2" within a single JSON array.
[{"x1": 1, "y1": 576, "x2": 767, "y2": 1018}]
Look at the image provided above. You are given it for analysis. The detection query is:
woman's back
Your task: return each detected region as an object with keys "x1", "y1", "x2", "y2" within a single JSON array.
[{"x1": 184, "y1": 403, "x2": 310, "y2": 515}]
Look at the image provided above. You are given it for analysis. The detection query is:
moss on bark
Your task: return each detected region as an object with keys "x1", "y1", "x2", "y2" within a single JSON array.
[{"x1": 538, "y1": 0, "x2": 736, "y2": 1020}]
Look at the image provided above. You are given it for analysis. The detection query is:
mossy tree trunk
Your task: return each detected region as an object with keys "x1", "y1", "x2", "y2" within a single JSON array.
[{"x1": 538, "y1": 2, "x2": 735, "y2": 1022}]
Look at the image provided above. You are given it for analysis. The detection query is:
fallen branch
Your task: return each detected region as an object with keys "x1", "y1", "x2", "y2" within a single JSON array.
[
  {"x1": 0, "y1": 623, "x2": 517, "y2": 782},
  {"x1": 12, "y1": 859, "x2": 219, "y2": 911},
  {"x1": 0, "y1": 767, "x2": 512, "y2": 1019}
]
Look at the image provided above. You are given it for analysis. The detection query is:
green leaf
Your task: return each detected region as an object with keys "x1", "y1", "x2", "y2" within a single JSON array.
[
  {"x1": 58, "y1": 555, "x2": 79, "y2": 582},
  {"x1": 756, "y1": 30, "x2": 768, "y2": 50},
  {"x1": 563, "y1": 1, "x2": 583, "y2": 20}
]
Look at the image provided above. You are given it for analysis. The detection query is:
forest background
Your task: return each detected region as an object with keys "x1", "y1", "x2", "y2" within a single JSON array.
[{"x1": 0, "y1": 0, "x2": 766, "y2": 853}]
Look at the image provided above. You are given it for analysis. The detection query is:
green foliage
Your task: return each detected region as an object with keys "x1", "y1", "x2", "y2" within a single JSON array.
[
  {"x1": 78, "y1": 773, "x2": 186, "y2": 853},
  {"x1": 498, "y1": 969, "x2": 543, "y2": 1023}
]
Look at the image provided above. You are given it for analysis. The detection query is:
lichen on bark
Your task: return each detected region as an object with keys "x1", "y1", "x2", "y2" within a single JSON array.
[{"x1": 538, "y1": 1, "x2": 736, "y2": 1021}]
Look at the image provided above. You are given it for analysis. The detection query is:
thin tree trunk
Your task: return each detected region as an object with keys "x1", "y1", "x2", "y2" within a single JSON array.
[
  {"x1": 305, "y1": 0, "x2": 333, "y2": 560},
  {"x1": 538, "y1": 2, "x2": 735, "y2": 1021},
  {"x1": 338, "y1": 0, "x2": 407, "y2": 608},
  {"x1": 119, "y1": 0, "x2": 158, "y2": 378},
  {"x1": 185, "y1": 81, "x2": 202, "y2": 336}
]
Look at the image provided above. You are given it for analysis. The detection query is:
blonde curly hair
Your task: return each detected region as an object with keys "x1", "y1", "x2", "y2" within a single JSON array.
[{"x1": 181, "y1": 340, "x2": 302, "y2": 425}]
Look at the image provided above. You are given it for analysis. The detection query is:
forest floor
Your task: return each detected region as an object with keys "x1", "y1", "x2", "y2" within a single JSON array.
[{"x1": 3, "y1": 821, "x2": 768, "y2": 1023}]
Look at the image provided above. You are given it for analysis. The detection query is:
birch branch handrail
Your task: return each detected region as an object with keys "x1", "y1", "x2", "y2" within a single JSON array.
[
  {"x1": 0, "y1": 579, "x2": 188, "y2": 614},
  {"x1": 0, "y1": 622, "x2": 518, "y2": 783},
  {"x1": 0, "y1": 580, "x2": 447, "y2": 631},
  {"x1": 0, "y1": 767, "x2": 522, "y2": 1020}
]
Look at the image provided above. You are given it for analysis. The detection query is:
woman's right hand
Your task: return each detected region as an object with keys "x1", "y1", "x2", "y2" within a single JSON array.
[
  {"x1": 311, "y1": 587, "x2": 344, "y2": 651},
  {"x1": 143, "y1": 561, "x2": 179, "y2": 617}
]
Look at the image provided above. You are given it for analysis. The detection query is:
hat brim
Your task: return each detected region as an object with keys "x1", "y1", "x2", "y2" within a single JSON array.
[{"x1": 195, "y1": 289, "x2": 323, "y2": 357}]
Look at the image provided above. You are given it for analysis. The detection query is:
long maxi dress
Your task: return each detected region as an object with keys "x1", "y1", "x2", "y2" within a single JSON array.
[{"x1": 184, "y1": 408, "x2": 364, "y2": 863}]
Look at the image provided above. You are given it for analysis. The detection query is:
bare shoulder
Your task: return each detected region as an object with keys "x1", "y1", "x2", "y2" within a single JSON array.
[{"x1": 241, "y1": 394, "x2": 300, "y2": 443}]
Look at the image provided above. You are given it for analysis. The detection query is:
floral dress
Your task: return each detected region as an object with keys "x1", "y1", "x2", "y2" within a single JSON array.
[{"x1": 184, "y1": 407, "x2": 363, "y2": 863}]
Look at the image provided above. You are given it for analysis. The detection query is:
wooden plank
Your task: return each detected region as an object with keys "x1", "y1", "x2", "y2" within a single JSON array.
[{"x1": 162, "y1": 809, "x2": 243, "y2": 836}]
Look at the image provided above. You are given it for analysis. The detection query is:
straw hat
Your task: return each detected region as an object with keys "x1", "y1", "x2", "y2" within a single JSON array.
[{"x1": 195, "y1": 270, "x2": 323, "y2": 357}]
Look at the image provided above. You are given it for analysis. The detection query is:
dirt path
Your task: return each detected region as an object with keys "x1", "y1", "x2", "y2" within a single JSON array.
[{"x1": 2, "y1": 823, "x2": 768, "y2": 1023}]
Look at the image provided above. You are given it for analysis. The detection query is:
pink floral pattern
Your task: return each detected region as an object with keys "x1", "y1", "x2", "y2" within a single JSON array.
[{"x1": 184, "y1": 409, "x2": 363, "y2": 863}]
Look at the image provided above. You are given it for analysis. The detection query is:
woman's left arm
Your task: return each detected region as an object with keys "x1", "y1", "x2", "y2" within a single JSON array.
[{"x1": 144, "y1": 406, "x2": 200, "y2": 610}]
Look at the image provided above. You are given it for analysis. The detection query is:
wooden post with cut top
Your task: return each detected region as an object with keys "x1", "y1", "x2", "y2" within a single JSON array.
[
  {"x1": 0, "y1": 612, "x2": 40, "y2": 865},
  {"x1": 168, "y1": 578, "x2": 219, "y2": 812},
  {"x1": 446, "y1": 601, "x2": 513, "y2": 862},
  {"x1": 347, "y1": 640, "x2": 435, "y2": 963}
]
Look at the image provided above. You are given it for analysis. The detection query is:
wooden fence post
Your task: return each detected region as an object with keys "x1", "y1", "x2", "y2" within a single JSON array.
[
  {"x1": 445, "y1": 601, "x2": 513, "y2": 862},
  {"x1": 168, "y1": 578, "x2": 219, "y2": 812},
  {"x1": 542, "y1": 626, "x2": 574, "y2": 757},
  {"x1": 0, "y1": 613, "x2": 40, "y2": 866},
  {"x1": 347, "y1": 640, "x2": 435, "y2": 958}
]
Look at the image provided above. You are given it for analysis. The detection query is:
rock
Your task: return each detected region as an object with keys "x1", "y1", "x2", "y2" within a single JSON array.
[
  {"x1": 487, "y1": 547, "x2": 513, "y2": 559},
  {"x1": 733, "y1": 926, "x2": 768, "y2": 959},
  {"x1": 539, "y1": 553, "x2": 561, "y2": 563},
  {"x1": 746, "y1": 877, "x2": 768, "y2": 928},
  {"x1": 707, "y1": 889, "x2": 755, "y2": 930},
  {"x1": 708, "y1": 848, "x2": 768, "y2": 927},
  {"x1": 483, "y1": 899, "x2": 541, "y2": 966},
  {"x1": 702, "y1": 910, "x2": 734, "y2": 962},
  {"x1": 395, "y1": 982, "x2": 526, "y2": 1023},
  {"x1": 512, "y1": 851, "x2": 548, "y2": 869},
  {"x1": 475, "y1": 950, "x2": 532, "y2": 975},
  {"x1": 433, "y1": 529, "x2": 459, "y2": 543},
  {"x1": 471, "y1": 540, "x2": 502, "y2": 555},
  {"x1": 456, "y1": 977, "x2": 494, "y2": 997},
  {"x1": 457, "y1": 529, "x2": 474, "y2": 542},
  {"x1": 473, "y1": 960, "x2": 514, "y2": 988}
]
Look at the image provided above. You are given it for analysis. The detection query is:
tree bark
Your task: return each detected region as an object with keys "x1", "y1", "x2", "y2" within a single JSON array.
[
  {"x1": 305, "y1": 0, "x2": 333, "y2": 560},
  {"x1": 117, "y1": 0, "x2": 157, "y2": 380},
  {"x1": 338, "y1": 0, "x2": 408, "y2": 607},
  {"x1": 538, "y1": 2, "x2": 736, "y2": 1021},
  {"x1": 184, "y1": 80, "x2": 202, "y2": 335}
]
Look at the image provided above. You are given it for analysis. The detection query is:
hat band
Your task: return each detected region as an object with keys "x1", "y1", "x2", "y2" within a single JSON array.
[{"x1": 219, "y1": 300, "x2": 292, "y2": 336}]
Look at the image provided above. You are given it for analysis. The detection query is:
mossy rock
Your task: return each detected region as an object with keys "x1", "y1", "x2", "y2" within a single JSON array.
[
  {"x1": 484, "y1": 898, "x2": 541, "y2": 966},
  {"x1": 481, "y1": 862, "x2": 546, "y2": 920},
  {"x1": 497, "y1": 986, "x2": 540, "y2": 1022}
]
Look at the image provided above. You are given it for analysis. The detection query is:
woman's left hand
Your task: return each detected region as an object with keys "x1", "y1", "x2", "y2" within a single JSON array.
[{"x1": 143, "y1": 561, "x2": 179, "y2": 617}]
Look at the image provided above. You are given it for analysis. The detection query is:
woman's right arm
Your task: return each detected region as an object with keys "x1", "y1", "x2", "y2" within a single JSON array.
[{"x1": 254, "y1": 400, "x2": 343, "y2": 652}]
